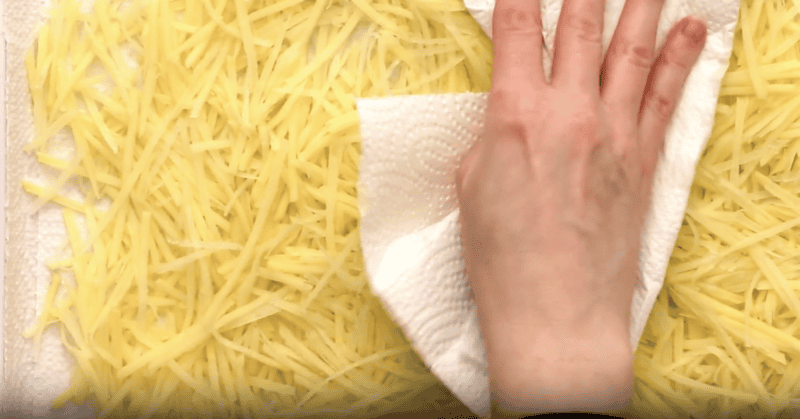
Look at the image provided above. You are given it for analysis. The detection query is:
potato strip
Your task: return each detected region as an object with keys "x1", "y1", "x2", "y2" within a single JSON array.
[
  {"x1": 24, "y1": 0, "x2": 491, "y2": 416},
  {"x1": 634, "y1": 1, "x2": 800, "y2": 417}
]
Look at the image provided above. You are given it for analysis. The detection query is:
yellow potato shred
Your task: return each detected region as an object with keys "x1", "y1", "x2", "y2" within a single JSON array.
[
  {"x1": 634, "y1": 0, "x2": 800, "y2": 417},
  {"x1": 30, "y1": 0, "x2": 800, "y2": 417},
  {"x1": 23, "y1": 0, "x2": 491, "y2": 416}
]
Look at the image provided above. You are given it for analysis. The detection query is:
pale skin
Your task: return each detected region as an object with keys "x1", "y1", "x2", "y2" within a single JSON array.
[{"x1": 456, "y1": 0, "x2": 707, "y2": 415}]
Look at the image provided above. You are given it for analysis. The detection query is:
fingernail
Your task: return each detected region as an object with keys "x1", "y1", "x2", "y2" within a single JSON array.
[{"x1": 682, "y1": 19, "x2": 707, "y2": 44}]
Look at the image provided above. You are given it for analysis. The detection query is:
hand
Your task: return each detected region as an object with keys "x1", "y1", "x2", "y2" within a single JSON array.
[{"x1": 456, "y1": 0, "x2": 707, "y2": 414}]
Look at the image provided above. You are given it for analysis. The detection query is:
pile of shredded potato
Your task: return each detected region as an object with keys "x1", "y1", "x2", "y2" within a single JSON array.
[
  {"x1": 23, "y1": 0, "x2": 491, "y2": 416},
  {"x1": 29, "y1": 0, "x2": 800, "y2": 417},
  {"x1": 634, "y1": 0, "x2": 800, "y2": 417}
]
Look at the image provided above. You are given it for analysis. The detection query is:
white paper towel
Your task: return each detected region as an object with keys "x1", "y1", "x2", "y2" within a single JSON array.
[
  {"x1": 357, "y1": 0, "x2": 740, "y2": 415},
  {"x1": 3, "y1": 0, "x2": 96, "y2": 416}
]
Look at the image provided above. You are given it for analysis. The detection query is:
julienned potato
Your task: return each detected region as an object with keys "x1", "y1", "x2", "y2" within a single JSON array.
[
  {"x1": 635, "y1": 1, "x2": 800, "y2": 417},
  {"x1": 23, "y1": 0, "x2": 491, "y2": 416},
  {"x1": 20, "y1": 0, "x2": 800, "y2": 417}
]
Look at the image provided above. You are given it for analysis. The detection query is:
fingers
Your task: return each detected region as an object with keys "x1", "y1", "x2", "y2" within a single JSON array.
[
  {"x1": 639, "y1": 17, "x2": 707, "y2": 172},
  {"x1": 492, "y1": 0, "x2": 546, "y2": 87},
  {"x1": 600, "y1": 0, "x2": 665, "y2": 118},
  {"x1": 551, "y1": 0, "x2": 605, "y2": 91}
]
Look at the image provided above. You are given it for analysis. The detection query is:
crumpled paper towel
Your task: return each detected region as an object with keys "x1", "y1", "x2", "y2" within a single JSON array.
[{"x1": 357, "y1": 0, "x2": 739, "y2": 415}]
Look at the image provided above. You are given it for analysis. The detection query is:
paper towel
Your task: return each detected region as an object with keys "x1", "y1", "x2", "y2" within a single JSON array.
[
  {"x1": 357, "y1": 0, "x2": 739, "y2": 415},
  {"x1": 3, "y1": 0, "x2": 96, "y2": 416}
]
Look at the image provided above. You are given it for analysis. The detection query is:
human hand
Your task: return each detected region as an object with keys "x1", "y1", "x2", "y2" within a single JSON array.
[{"x1": 456, "y1": 0, "x2": 707, "y2": 414}]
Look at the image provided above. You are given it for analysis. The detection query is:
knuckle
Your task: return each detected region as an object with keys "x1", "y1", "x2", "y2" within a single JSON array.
[
  {"x1": 566, "y1": 108, "x2": 603, "y2": 154},
  {"x1": 610, "y1": 123, "x2": 638, "y2": 155},
  {"x1": 503, "y1": 49, "x2": 538, "y2": 72},
  {"x1": 494, "y1": 5, "x2": 543, "y2": 36},
  {"x1": 611, "y1": 37, "x2": 653, "y2": 70},
  {"x1": 564, "y1": 12, "x2": 602, "y2": 44},
  {"x1": 495, "y1": 113, "x2": 532, "y2": 142},
  {"x1": 488, "y1": 87, "x2": 521, "y2": 116},
  {"x1": 645, "y1": 92, "x2": 675, "y2": 121},
  {"x1": 488, "y1": 89, "x2": 538, "y2": 143},
  {"x1": 663, "y1": 43, "x2": 691, "y2": 70},
  {"x1": 570, "y1": 109, "x2": 602, "y2": 137},
  {"x1": 489, "y1": 87, "x2": 539, "y2": 119}
]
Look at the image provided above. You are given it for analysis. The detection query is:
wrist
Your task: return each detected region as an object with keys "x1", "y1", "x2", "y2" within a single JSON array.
[{"x1": 486, "y1": 317, "x2": 633, "y2": 415}]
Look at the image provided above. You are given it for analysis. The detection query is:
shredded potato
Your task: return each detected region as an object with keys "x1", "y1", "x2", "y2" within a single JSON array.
[
  {"x1": 23, "y1": 0, "x2": 491, "y2": 416},
  {"x1": 634, "y1": 0, "x2": 800, "y2": 417},
  {"x1": 32, "y1": 0, "x2": 800, "y2": 417}
]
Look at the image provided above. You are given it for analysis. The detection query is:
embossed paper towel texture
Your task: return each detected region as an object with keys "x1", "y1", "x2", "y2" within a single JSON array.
[{"x1": 357, "y1": 0, "x2": 739, "y2": 415}]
